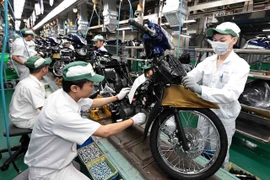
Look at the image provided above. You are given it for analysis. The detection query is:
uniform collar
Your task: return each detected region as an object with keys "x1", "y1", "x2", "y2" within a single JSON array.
[
  {"x1": 61, "y1": 89, "x2": 80, "y2": 111},
  {"x1": 210, "y1": 50, "x2": 236, "y2": 64},
  {"x1": 29, "y1": 74, "x2": 43, "y2": 87}
]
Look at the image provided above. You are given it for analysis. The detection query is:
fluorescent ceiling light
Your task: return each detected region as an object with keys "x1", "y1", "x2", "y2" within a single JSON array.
[
  {"x1": 183, "y1": 19, "x2": 196, "y2": 24},
  {"x1": 33, "y1": 0, "x2": 78, "y2": 30},
  {"x1": 263, "y1": 29, "x2": 270, "y2": 32}
]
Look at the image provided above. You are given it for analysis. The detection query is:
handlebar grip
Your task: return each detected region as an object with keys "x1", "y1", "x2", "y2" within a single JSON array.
[{"x1": 128, "y1": 19, "x2": 148, "y2": 34}]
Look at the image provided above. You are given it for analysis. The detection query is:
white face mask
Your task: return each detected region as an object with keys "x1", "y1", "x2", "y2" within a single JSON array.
[{"x1": 211, "y1": 39, "x2": 234, "y2": 55}]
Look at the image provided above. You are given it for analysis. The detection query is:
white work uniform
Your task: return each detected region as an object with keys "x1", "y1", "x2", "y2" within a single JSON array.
[
  {"x1": 11, "y1": 38, "x2": 32, "y2": 80},
  {"x1": 99, "y1": 45, "x2": 107, "y2": 52},
  {"x1": 9, "y1": 75, "x2": 45, "y2": 129},
  {"x1": 24, "y1": 89, "x2": 101, "y2": 180},
  {"x1": 188, "y1": 51, "x2": 250, "y2": 166},
  {"x1": 26, "y1": 40, "x2": 38, "y2": 56}
]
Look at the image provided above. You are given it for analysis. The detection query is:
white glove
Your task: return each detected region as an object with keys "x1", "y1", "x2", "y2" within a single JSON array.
[
  {"x1": 116, "y1": 87, "x2": 130, "y2": 100},
  {"x1": 182, "y1": 76, "x2": 202, "y2": 95},
  {"x1": 130, "y1": 113, "x2": 146, "y2": 125}
]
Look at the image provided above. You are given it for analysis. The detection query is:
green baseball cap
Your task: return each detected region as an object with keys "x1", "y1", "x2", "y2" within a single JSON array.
[
  {"x1": 206, "y1": 22, "x2": 241, "y2": 37},
  {"x1": 92, "y1": 34, "x2": 104, "y2": 42},
  {"x1": 21, "y1": 27, "x2": 37, "y2": 36},
  {"x1": 24, "y1": 56, "x2": 52, "y2": 69},
  {"x1": 142, "y1": 64, "x2": 152, "y2": 69},
  {"x1": 62, "y1": 61, "x2": 104, "y2": 82}
]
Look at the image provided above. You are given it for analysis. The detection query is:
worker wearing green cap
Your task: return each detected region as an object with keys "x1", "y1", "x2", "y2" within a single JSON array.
[
  {"x1": 24, "y1": 61, "x2": 146, "y2": 179},
  {"x1": 9, "y1": 56, "x2": 52, "y2": 129},
  {"x1": 167, "y1": 22, "x2": 250, "y2": 170},
  {"x1": 11, "y1": 28, "x2": 39, "y2": 80}
]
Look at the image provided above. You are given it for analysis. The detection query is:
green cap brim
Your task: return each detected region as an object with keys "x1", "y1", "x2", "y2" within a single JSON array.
[
  {"x1": 86, "y1": 74, "x2": 104, "y2": 83},
  {"x1": 44, "y1": 58, "x2": 52, "y2": 65},
  {"x1": 206, "y1": 28, "x2": 238, "y2": 37},
  {"x1": 142, "y1": 65, "x2": 152, "y2": 69}
]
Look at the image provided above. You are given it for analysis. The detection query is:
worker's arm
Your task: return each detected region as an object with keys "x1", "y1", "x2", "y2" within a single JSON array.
[
  {"x1": 91, "y1": 87, "x2": 130, "y2": 108},
  {"x1": 93, "y1": 119, "x2": 133, "y2": 137},
  {"x1": 12, "y1": 55, "x2": 24, "y2": 65},
  {"x1": 93, "y1": 113, "x2": 146, "y2": 138},
  {"x1": 91, "y1": 96, "x2": 117, "y2": 108}
]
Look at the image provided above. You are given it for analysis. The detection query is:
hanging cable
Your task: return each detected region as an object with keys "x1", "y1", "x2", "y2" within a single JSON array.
[
  {"x1": 116, "y1": 0, "x2": 122, "y2": 56},
  {"x1": 177, "y1": 0, "x2": 183, "y2": 58},
  {"x1": 126, "y1": 0, "x2": 134, "y2": 31},
  {"x1": 94, "y1": 8, "x2": 103, "y2": 22},
  {"x1": 85, "y1": 7, "x2": 95, "y2": 38},
  {"x1": 1, "y1": 0, "x2": 20, "y2": 173}
]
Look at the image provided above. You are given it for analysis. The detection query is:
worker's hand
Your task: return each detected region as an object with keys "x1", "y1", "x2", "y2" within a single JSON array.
[
  {"x1": 130, "y1": 113, "x2": 146, "y2": 125},
  {"x1": 116, "y1": 87, "x2": 130, "y2": 100},
  {"x1": 182, "y1": 76, "x2": 202, "y2": 95}
]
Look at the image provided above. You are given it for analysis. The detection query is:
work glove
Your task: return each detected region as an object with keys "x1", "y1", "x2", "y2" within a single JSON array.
[
  {"x1": 116, "y1": 87, "x2": 130, "y2": 100},
  {"x1": 182, "y1": 76, "x2": 202, "y2": 95},
  {"x1": 130, "y1": 113, "x2": 146, "y2": 125}
]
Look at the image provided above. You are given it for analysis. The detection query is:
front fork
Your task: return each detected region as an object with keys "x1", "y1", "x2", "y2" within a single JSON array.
[{"x1": 173, "y1": 108, "x2": 190, "y2": 151}]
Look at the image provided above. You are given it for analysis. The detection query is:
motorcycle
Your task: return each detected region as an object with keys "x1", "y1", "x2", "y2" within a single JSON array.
[
  {"x1": 116, "y1": 19, "x2": 228, "y2": 180},
  {"x1": 91, "y1": 50, "x2": 134, "y2": 121},
  {"x1": 51, "y1": 33, "x2": 89, "y2": 77}
]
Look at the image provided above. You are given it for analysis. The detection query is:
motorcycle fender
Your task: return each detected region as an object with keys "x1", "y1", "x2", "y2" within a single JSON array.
[
  {"x1": 128, "y1": 74, "x2": 146, "y2": 104},
  {"x1": 143, "y1": 102, "x2": 162, "y2": 140}
]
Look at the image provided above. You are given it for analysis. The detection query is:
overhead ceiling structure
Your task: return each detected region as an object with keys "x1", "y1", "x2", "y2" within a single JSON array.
[{"x1": 9, "y1": 0, "x2": 161, "y2": 32}]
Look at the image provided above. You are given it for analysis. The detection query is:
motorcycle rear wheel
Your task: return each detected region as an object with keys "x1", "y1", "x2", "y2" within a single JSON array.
[{"x1": 150, "y1": 108, "x2": 228, "y2": 180}]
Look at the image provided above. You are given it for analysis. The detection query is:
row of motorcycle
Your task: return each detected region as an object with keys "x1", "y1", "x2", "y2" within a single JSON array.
[
  {"x1": 33, "y1": 33, "x2": 90, "y2": 77},
  {"x1": 34, "y1": 19, "x2": 228, "y2": 180}
]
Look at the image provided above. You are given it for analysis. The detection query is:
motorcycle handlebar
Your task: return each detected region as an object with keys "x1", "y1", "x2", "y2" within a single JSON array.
[
  {"x1": 128, "y1": 19, "x2": 157, "y2": 37},
  {"x1": 128, "y1": 19, "x2": 148, "y2": 34}
]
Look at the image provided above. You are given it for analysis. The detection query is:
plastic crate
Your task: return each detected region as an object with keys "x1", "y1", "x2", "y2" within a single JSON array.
[
  {"x1": 87, "y1": 155, "x2": 119, "y2": 180},
  {"x1": 77, "y1": 142, "x2": 103, "y2": 164}
]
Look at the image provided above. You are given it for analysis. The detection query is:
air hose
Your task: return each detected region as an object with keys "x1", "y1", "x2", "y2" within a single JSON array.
[
  {"x1": 85, "y1": 6, "x2": 95, "y2": 38},
  {"x1": 0, "y1": 0, "x2": 20, "y2": 173},
  {"x1": 177, "y1": 0, "x2": 183, "y2": 58},
  {"x1": 116, "y1": 0, "x2": 134, "y2": 55}
]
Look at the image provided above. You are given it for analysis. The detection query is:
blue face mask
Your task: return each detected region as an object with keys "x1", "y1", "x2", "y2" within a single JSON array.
[{"x1": 211, "y1": 39, "x2": 234, "y2": 55}]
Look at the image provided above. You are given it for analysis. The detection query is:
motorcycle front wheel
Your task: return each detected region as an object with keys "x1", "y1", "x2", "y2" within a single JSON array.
[
  {"x1": 52, "y1": 60, "x2": 66, "y2": 77},
  {"x1": 150, "y1": 108, "x2": 228, "y2": 180}
]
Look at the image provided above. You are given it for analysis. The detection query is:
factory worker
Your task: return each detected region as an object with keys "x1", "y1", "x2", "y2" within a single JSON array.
[
  {"x1": 11, "y1": 28, "x2": 39, "y2": 80},
  {"x1": 9, "y1": 56, "x2": 51, "y2": 129},
  {"x1": 178, "y1": 22, "x2": 250, "y2": 169},
  {"x1": 24, "y1": 61, "x2": 146, "y2": 180},
  {"x1": 92, "y1": 34, "x2": 108, "y2": 52}
]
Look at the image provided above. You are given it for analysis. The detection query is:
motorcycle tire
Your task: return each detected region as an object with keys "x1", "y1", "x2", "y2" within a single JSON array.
[
  {"x1": 52, "y1": 61, "x2": 66, "y2": 77},
  {"x1": 150, "y1": 108, "x2": 228, "y2": 180}
]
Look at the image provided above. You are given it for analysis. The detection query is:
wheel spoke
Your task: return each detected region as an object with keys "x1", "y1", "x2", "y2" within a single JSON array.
[{"x1": 156, "y1": 110, "x2": 223, "y2": 176}]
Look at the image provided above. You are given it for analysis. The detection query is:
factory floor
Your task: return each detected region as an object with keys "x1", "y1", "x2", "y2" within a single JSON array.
[{"x1": 0, "y1": 87, "x2": 268, "y2": 180}]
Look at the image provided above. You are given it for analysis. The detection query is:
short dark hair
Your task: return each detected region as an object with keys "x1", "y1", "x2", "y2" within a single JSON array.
[
  {"x1": 213, "y1": 31, "x2": 233, "y2": 38},
  {"x1": 29, "y1": 65, "x2": 48, "y2": 74},
  {"x1": 62, "y1": 79, "x2": 89, "y2": 93},
  {"x1": 23, "y1": 34, "x2": 33, "y2": 38}
]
